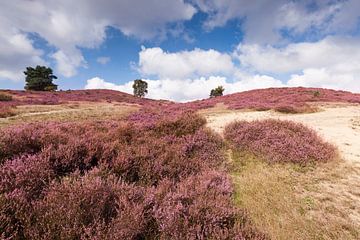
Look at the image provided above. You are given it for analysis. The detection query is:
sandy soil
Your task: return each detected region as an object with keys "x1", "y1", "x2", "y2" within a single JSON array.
[
  {"x1": 204, "y1": 104, "x2": 360, "y2": 165},
  {"x1": 202, "y1": 104, "x2": 360, "y2": 225}
]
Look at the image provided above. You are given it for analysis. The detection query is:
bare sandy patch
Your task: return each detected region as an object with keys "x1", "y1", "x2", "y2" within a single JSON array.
[{"x1": 201, "y1": 104, "x2": 360, "y2": 239}]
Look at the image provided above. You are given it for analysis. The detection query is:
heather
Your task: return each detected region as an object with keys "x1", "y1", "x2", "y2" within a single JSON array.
[
  {"x1": 181, "y1": 87, "x2": 360, "y2": 113},
  {"x1": 224, "y1": 119, "x2": 336, "y2": 164},
  {"x1": 0, "y1": 106, "x2": 15, "y2": 118},
  {"x1": 0, "y1": 111, "x2": 265, "y2": 239},
  {"x1": 0, "y1": 89, "x2": 169, "y2": 108}
]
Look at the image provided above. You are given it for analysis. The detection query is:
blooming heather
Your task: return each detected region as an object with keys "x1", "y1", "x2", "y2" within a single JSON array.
[
  {"x1": 224, "y1": 119, "x2": 336, "y2": 164},
  {"x1": 0, "y1": 111, "x2": 266, "y2": 239}
]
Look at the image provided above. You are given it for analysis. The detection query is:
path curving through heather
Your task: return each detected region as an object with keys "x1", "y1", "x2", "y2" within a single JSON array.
[{"x1": 201, "y1": 104, "x2": 360, "y2": 225}]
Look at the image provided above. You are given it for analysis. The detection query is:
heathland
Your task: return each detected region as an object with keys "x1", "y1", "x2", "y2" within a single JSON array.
[{"x1": 1, "y1": 87, "x2": 360, "y2": 239}]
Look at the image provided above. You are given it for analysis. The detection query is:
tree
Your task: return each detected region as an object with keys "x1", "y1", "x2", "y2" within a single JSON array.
[
  {"x1": 210, "y1": 86, "x2": 225, "y2": 98},
  {"x1": 132, "y1": 79, "x2": 148, "y2": 97},
  {"x1": 24, "y1": 65, "x2": 58, "y2": 91}
]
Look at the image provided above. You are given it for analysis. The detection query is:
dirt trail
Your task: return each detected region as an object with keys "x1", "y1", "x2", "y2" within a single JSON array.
[{"x1": 202, "y1": 104, "x2": 360, "y2": 224}]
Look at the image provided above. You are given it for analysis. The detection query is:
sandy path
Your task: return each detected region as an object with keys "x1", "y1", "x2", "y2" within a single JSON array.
[
  {"x1": 204, "y1": 105, "x2": 360, "y2": 165},
  {"x1": 203, "y1": 104, "x2": 360, "y2": 224}
]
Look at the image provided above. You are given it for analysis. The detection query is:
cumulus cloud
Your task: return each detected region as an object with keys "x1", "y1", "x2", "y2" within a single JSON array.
[
  {"x1": 138, "y1": 47, "x2": 235, "y2": 79},
  {"x1": 192, "y1": 0, "x2": 359, "y2": 44},
  {"x1": 0, "y1": 28, "x2": 46, "y2": 81},
  {"x1": 0, "y1": 0, "x2": 196, "y2": 80},
  {"x1": 97, "y1": 57, "x2": 111, "y2": 65},
  {"x1": 85, "y1": 36, "x2": 360, "y2": 101},
  {"x1": 85, "y1": 74, "x2": 284, "y2": 102},
  {"x1": 233, "y1": 36, "x2": 360, "y2": 92},
  {"x1": 235, "y1": 36, "x2": 360, "y2": 73}
]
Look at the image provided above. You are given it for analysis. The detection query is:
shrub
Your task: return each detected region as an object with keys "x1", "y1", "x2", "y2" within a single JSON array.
[
  {"x1": 0, "y1": 111, "x2": 265, "y2": 239},
  {"x1": 0, "y1": 106, "x2": 15, "y2": 118},
  {"x1": 153, "y1": 171, "x2": 266, "y2": 239},
  {"x1": 0, "y1": 93, "x2": 12, "y2": 101},
  {"x1": 224, "y1": 119, "x2": 336, "y2": 164}
]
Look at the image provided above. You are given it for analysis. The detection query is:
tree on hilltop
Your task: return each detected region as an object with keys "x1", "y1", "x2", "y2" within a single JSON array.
[
  {"x1": 210, "y1": 86, "x2": 225, "y2": 98},
  {"x1": 133, "y1": 79, "x2": 148, "y2": 97},
  {"x1": 24, "y1": 65, "x2": 58, "y2": 91}
]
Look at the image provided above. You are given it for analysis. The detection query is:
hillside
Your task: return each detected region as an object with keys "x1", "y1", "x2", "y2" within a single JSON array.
[
  {"x1": 1, "y1": 87, "x2": 360, "y2": 239},
  {"x1": 180, "y1": 87, "x2": 360, "y2": 113},
  {"x1": 0, "y1": 89, "x2": 170, "y2": 107}
]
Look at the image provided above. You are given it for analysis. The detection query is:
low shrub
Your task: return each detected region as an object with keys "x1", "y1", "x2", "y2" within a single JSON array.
[
  {"x1": 0, "y1": 106, "x2": 15, "y2": 118},
  {"x1": 224, "y1": 119, "x2": 336, "y2": 164},
  {"x1": 0, "y1": 111, "x2": 265, "y2": 239},
  {"x1": 0, "y1": 93, "x2": 12, "y2": 101},
  {"x1": 153, "y1": 171, "x2": 266, "y2": 239}
]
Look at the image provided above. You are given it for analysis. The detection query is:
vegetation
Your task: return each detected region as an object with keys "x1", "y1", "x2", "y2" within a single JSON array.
[
  {"x1": 224, "y1": 119, "x2": 336, "y2": 165},
  {"x1": 0, "y1": 111, "x2": 265, "y2": 239},
  {"x1": 0, "y1": 106, "x2": 15, "y2": 118},
  {"x1": 0, "y1": 93, "x2": 12, "y2": 102},
  {"x1": 210, "y1": 85, "x2": 225, "y2": 98},
  {"x1": 132, "y1": 79, "x2": 148, "y2": 98},
  {"x1": 24, "y1": 65, "x2": 58, "y2": 91}
]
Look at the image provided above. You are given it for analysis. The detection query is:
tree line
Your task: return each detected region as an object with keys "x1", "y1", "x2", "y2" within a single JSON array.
[{"x1": 23, "y1": 65, "x2": 225, "y2": 98}]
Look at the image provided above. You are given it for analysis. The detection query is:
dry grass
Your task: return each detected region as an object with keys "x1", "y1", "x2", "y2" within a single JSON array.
[
  {"x1": 230, "y1": 150, "x2": 360, "y2": 240},
  {"x1": 0, "y1": 102, "x2": 139, "y2": 128}
]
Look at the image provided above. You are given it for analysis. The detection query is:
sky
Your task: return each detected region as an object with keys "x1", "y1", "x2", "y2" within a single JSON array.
[{"x1": 0, "y1": 0, "x2": 360, "y2": 102}]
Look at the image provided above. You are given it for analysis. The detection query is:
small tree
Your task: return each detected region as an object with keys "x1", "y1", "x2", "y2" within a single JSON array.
[
  {"x1": 24, "y1": 65, "x2": 58, "y2": 91},
  {"x1": 132, "y1": 79, "x2": 148, "y2": 97},
  {"x1": 210, "y1": 86, "x2": 225, "y2": 98}
]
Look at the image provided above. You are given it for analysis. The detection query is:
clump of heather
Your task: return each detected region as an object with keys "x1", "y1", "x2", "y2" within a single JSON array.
[
  {"x1": 225, "y1": 119, "x2": 336, "y2": 164},
  {"x1": 0, "y1": 105, "x2": 15, "y2": 118},
  {"x1": 0, "y1": 111, "x2": 265, "y2": 239}
]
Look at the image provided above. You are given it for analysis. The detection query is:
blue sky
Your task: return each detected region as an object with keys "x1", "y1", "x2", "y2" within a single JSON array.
[{"x1": 1, "y1": 0, "x2": 360, "y2": 101}]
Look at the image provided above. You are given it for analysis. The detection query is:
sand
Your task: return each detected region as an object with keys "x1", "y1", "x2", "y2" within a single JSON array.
[
  {"x1": 202, "y1": 103, "x2": 360, "y2": 224},
  {"x1": 204, "y1": 104, "x2": 360, "y2": 165}
]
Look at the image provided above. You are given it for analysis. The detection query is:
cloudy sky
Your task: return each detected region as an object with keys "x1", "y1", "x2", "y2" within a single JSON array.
[{"x1": 1, "y1": 0, "x2": 360, "y2": 101}]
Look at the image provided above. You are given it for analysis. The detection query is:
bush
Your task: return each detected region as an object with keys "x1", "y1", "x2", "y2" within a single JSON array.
[
  {"x1": 153, "y1": 171, "x2": 266, "y2": 239},
  {"x1": 0, "y1": 93, "x2": 12, "y2": 101},
  {"x1": 0, "y1": 111, "x2": 265, "y2": 239},
  {"x1": 224, "y1": 119, "x2": 336, "y2": 164},
  {"x1": 0, "y1": 106, "x2": 15, "y2": 118}
]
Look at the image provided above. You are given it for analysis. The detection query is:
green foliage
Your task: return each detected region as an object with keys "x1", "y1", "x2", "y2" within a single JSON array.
[
  {"x1": 0, "y1": 93, "x2": 12, "y2": 101},
  {"x1": 210, "y1": 86, "x2": 225, "y2": 98},
  {"x1": 24, "y1": 65, "x2": 58, "y2": 91},
  {"x1": 132, "y1": 79, "x2": 148, "y2": 97},
  {"x1": 313, "y1": 91, "x2": 321, "y2": 97}
]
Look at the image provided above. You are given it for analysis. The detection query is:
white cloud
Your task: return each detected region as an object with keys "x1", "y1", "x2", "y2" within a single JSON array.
[
  {"x1": 233, "y1": 36, "x2": 360, "y2": 92},
  {"x1": 138, "y1": 47, "x2": 235, "y2": 79},
  {"x1": 85, "y1": 75, "x2": 284, "y2": 102},
  {"x1": 97, "y1": 57, "x2": 111, "y2": 65},
  {"x1": 0, "y1": 28, "x2": 46, "y2": 81},
  {"x1": 192, "y1": 0, "x2": 359, "y2": 44},
  {"x1": 51, "y1": 49, "x2": 86, "y2": 78},
  {"x1": 235, "y1": 36, "x2": 360, "y2": 74},
  {"x1": 288, "y1": 68, "x2": 360, "y2": 93},
  {"x1": 0, "y1": 0, "x2": 196, "y2": 80}
]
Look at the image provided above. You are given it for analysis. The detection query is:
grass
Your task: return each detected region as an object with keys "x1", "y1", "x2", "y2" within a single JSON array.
[
  {"x1": 230, "y1": 150, "x2": 360, "y2": 240},
  {"x1": 0, "y1": 103, "x2": 139, "y2": 128}
]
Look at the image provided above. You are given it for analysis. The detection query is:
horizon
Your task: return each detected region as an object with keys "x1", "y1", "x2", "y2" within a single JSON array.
[{"x1": 1, "y1": 0, "x2": 360, "y2": 101}]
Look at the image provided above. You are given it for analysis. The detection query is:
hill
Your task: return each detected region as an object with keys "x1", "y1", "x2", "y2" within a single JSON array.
[{"x1": 180, "y1": 87, "x2": 360, "y2": 113}]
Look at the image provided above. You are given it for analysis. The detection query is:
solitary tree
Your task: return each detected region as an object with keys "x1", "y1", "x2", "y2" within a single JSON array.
[
  {"x1": 24, "y1": 65, "x2": 58, "y2": 91},
  {"x1": 132, "y1": 79, "x2": 148, "y2": 97},
  {"x1": 210, "y1": 86, "x2": 225, "y2": 98}
]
